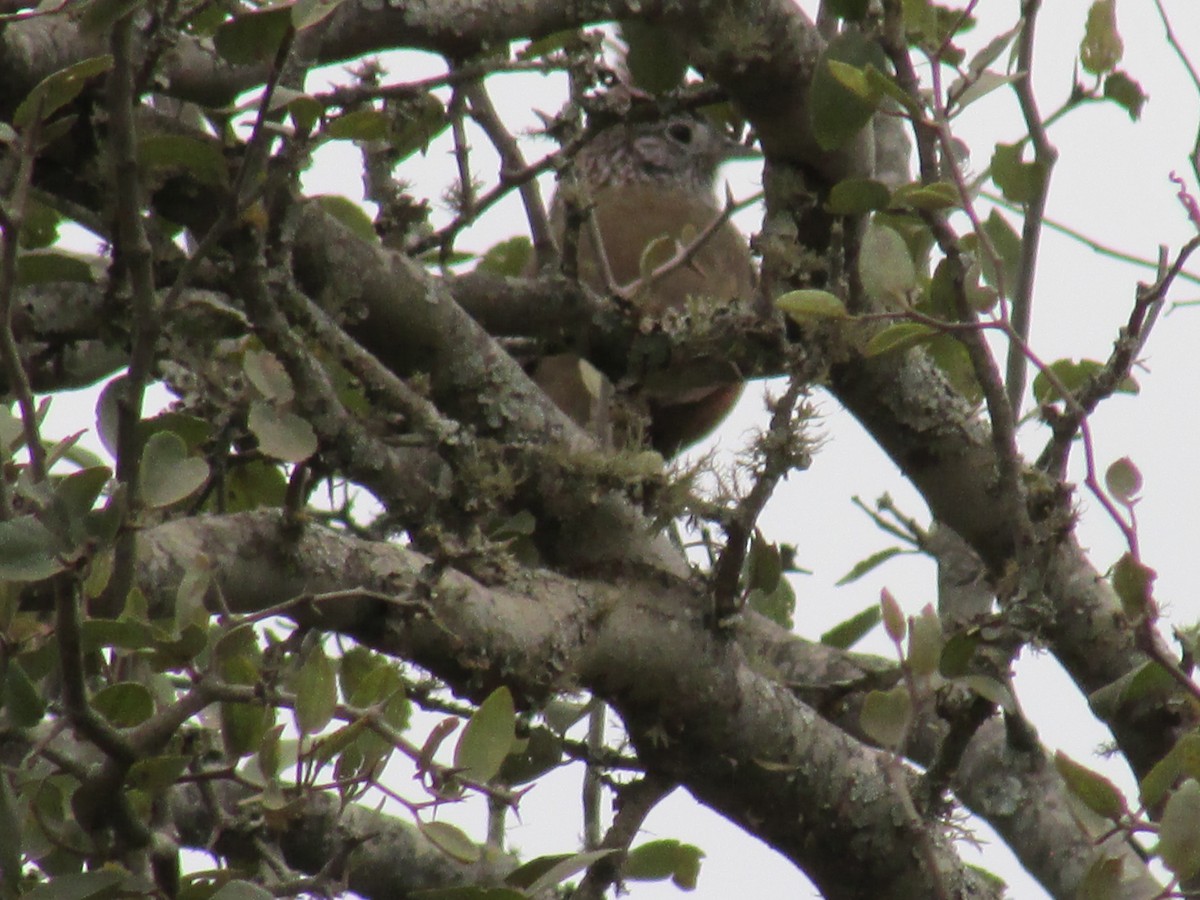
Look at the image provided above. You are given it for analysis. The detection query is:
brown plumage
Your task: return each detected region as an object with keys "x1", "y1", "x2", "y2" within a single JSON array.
[{"x1": 533, "y1": 113, "x2": 756, "y2": 456}]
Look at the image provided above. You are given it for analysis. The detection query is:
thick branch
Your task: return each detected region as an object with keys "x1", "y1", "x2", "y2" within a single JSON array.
[{"x1": 131, "y1": 510, "x2": 997, "y2": 899}]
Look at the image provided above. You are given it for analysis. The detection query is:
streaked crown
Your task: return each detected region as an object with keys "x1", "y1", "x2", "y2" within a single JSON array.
[{"x1": 573, "y1": 115, "x2": 742, "y2": 200}]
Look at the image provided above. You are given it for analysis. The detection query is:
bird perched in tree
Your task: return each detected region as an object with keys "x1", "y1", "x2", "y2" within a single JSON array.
[{"x1": 531, "y1": 112, "x2": 757, "y2": 457}]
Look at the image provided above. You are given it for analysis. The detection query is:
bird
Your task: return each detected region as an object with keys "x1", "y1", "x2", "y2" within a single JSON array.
[{"x1": 531, "y1": 111, "x2": 757, "y2": 457}]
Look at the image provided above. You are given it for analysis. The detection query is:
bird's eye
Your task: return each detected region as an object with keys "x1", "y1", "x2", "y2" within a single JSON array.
[{"x1": 667, "y1": 121, "x2": 694, "y2": 145}]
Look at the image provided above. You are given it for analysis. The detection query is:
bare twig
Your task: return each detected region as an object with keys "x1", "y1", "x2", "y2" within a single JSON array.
[
  {"x1": 105, "y1": 10, "x2": 164, "y2": 614},
  {"x1": 710, "y1": 378, "x2": 809, "y2": 624},
  {"x1": 880, "y1": 1, "x2": 1026, "y2": 537},
  {"x1": 616, "y1": 187, "x2": 760, "y2": 303},
  {"x1": 0, "y1": 104, "x2": 46, "y2": 486},
  {"x1": 570, "y1": 773, "x2": 675, "y2": 900},
  {"x1": 1154, "y1": 0, "x2": 1200, "y2": 177},
  {"x1": 983, "y1": 188, "x2": 1200, "y2": 287},
  {"x1": 465, "y1": 80, "x2": 554, "y2": 258},
  {"x1": 1005, "y1": 0, "x2": 1058, "y2": 416}
]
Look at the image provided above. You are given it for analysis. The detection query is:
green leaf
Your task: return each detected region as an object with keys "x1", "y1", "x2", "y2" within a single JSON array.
[
  {"x1": 126, "y1": 754, "x2": 189, "y2": 793},
  {"x1": 55, "y1": 466, "x2": 112, "y2": 520},
  {"x1": 969, "y1": 208, "x2": 1022, "y2": 300},
  {"x1": 387, "y1": 93, "x2": 449, "y2": 161},
  {"x1": 1054, "y1": 751, "x2": 1126, "y2": 820},
  {"x1": 325, "y1": 108, "x2": 390, "y2": 142},
  {"x1": 809, "y1": 32, "x2": 888, "y2": 151},
  {"x1": 991, "y1": 142, "x2": 1045, "y2": 205},
  {"x1": 746, "y1": 575, "x2": 795, "y2": 631},
  {"x1": 1080, "y1": 0, "x2": 1123, "y2": 76},
  {"x1": 1031, "y1": 358, "x2": 1098, "y2": 404},
  {"x1": 91, "y1": 682, "x2": 154, "y2": 727},
  {"x1": 1111, "y1": 552, "x2": 1155, "y2": 619},
  {"x1": 776, "y1": 289, "x2": 849, "y2": 323},
  {"x1": 497, "y1": 726, "x2": 563, "y2": 785},
  {"x1": 880, "y1": 588, "x2": 905, "y2": 642},
  {"x1": 542, "y1": 698, "x2": 589, "y2": 735},
  {"x1": 222, "y1": 459, "x2": 287, "y2": 511},
  {"x1": 619, "y1": 20, "x2": 688, "y2": 94},
  {"x1": 624, "y1": 839, "x2": 705, "y2": 888},
  {"x1": 19, "y1": 201, "x2": 61, "y2": 249},
  {"x1": 826, "y1": 59, "x2": 876, "y2": 104},
  {"x1": 4, "y1": 660, "x2": 46, "y2": 726},
  {"x1": 956, "y1": 675, "x2": 1016, "y2": 713},
  {"x1": 858, "y1": 221, "x2": 917, "y2": 302},
  {"x1": 475, "y1": 236, "x2": 533, "y2": 277},
  {"x1": 257, "y1": 724, "x2": 286, "y2": 779},
  {"x1": 243, "y1": 350, "x2": 294, "y2": 403},
  {"x1": 949, "y1": 71, "x2": 1021, "y2": 114},
  {"x1": 213, "y1": 7, "x2": 291, "y2": 65},
  {"x1": 209, "y1": 880, "x2": 275, "y2": 900},
  {"x1": 1141, "y1": 733, "x2": 1200, "y2": 809},
  {"x1": 518, "y1": 30, "x2": 580, "y2": 61},
  {"x1": 0, "y1": 516, "x2": 65, "y2": 581},
  {"x1": 0, "y1": 772, "x2": 20, "y2": 893},
  {"x1": 826, "y1": 0, "x2": 870, "y2": 21},
  {"x1": 220, "y1": 700, "x2": 269, "y2": 759},
  {"x1": 860, "y1": 686, "x2": 911, "y2": 749},
  {"x1": 291, "y1": 0, "x2": 349, "y2": 30},
  {"x1": 16, "y1": 250, "x2": 97, "y2": 285},
  {"x1": 20, "y1": 869, "x2": 126, "y2": 900},
  {"x1": 938, "y1": 631, "x2": 979, "y2": 677},
  {"x1": 411, "y1": 889, "x2": 524, "y2": 900},
  {"x1": 490, "y1": 510, "x2": 537, "y2": 540},
  {"x1": 140, "y1": 431, "x2": 210, "y2": 508},
  {"x1": 835, "y1": 546, "x2": 904, "y2": 586},
  {"x1": 14, "y1": 56, "x2": 113, "y2": 129},
  {"x1": 80, "y1": 618, "x2": 156, "y2": 653},
  {"x1": 313, "y1": 194, "x2": 378, "y2": 243},
  {"x1": 140, "y1": 411, "x2": 212, "y2": 452},
  {"x1": 420, "y1": 820, "x2": 481, "y2": 864},
  {"x1": 279, "y1": 89, "x2": 321, "y2": 133},
  {"x1": 1105, "y1": 456, "x2": 1142, "y2": 502},
  {"x1": 79, "y1": 0, "x2": 146, "y2": 36},
  {"x1": 294, "y1": 643, "x2": 337, "y2": 735},
  {"x1": 247, "y1": 401, "x2": 317, "y2": 463},
  {"x1": 0, "y1": 406, "x2": 23, "y2": 453},
  {"x1": 138, "y1": 134, "x2": 228, "y2": 187},
  {"x1": 1158, "y1": 779, "x2": 1200, "y2": 878},
  {"x1": 745, "y1": 532, "x2": 782, "y2": 594},
  {"x1": 906, "y1": 605, "x2": 942, "y2": 677},
  {"x1": 892, "y1": 181, "x2": 960, "y2": 211},
  {"x1": 964, "y1": 23, "x2": 1020, "y2": 79},
  {"x1": 820, "y1": 604, "x2": 882, "y2": 649},
  {"x1": 1103, "y1": 71, "x2": 1146, "y2": 120},
  {"x1": 1075, "y1": 855, "x2": 1127, "y2": 900},
  {"x1": 863, "y1": 322, "x2": 938, "y2": 357},
  {"x1": 508, "y1": 849, "x2": 616, "y2": 894},
  {"x1": 454, "y1": 686, "x2": 517, "y2": 784},
  {"x1": 1030, "y1": 357, "x2": 1138, "y2": 405},
  {"x1": 827, "y1": 178, "x2": 891, "y2": 215}
]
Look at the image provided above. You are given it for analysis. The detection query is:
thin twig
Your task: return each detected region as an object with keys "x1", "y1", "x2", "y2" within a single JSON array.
[
  {"x1": 105, "y1": 10, "x2": 164, "y2": 613},
  {"x1": 582, "y1": 696, "x2": 606, "y2": 850},
  {"x1": 0, "y1": 106, "x2": 47, "y2": 484},
  {"x1": 1154, "y1": 0, "x2": 1200, "y2": 177},
  {"x1": 881, "y1": 4, "x2": 1026, "y2": 536},
  {"x1": 570, "y1": 774, "x2": 675, "y2": 900},
  {"x1": 617, "y1": 188, "x2": 760, "y2": 303},
  {"x1": 983, "y1": 188, "x2": 1200, "y2": 288},
  {"x1": 710, "y1": 378, "x2": 808, "y2": 625},
  {"x1": 1006, "y1": 0, "x2": 1058, "y2": 417},
  {"x1": 465, "y1": 80, "x2": 554, "y2": 258}
]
